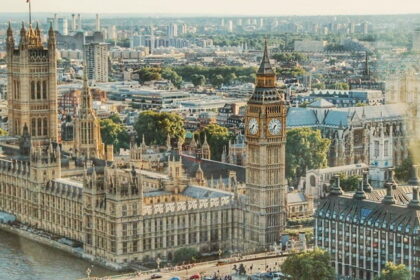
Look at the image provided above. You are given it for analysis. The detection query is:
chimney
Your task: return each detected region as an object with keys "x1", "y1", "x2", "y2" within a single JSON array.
[
  {"x1": 382, "y1": 182, "x2": 395, "y2": 205},
  {"x1": 353, "y1": 178, "x2": 366, "y2": 200},
  {"x1": 362, "y1": 171, "x2": 373, "y2": 193},
  {"x1": 408, "y1": 165, "x2": 420, "y2": 186},
  {"x1": 408, "y1": 187, "x2": 420, "y2": 210},
  {"x1": 330, "y1": 174, "x2": 343, "y2": 196}
]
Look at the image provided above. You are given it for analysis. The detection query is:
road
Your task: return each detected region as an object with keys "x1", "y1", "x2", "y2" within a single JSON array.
[{"x1": 94, "y1": 253, "x2": 290, "y2": 280}]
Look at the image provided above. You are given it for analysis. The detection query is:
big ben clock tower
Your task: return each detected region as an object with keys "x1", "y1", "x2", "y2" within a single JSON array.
[{"x1": 244, "y1": 41, "x2": 287, "y2": 248}]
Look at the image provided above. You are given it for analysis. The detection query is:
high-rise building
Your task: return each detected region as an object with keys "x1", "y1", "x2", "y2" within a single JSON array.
[
  {"x1": 412, "y1": 27, "x2": 420, "y2": 52},
  {"x1": 6, "y1": 23, "x2": 59, "y2": 145},
  {"x1": 107, "y1": 25, "x2": 117, "y2": 40},
  {"x1": 84, "y1": 43, "x2": 109, "y2": 83},
  {"x1": 180, "y1": 23, "x2": 187, "y2": 35},
  {"x1": 244, "y1": 42, "x2": 287, "y2": 247},
  {"x1": 71, "y1": 14, "x2": 76, "y2": 32},
  {"x1": 57, "y1": 18, "x2": 68, "y2": 35},
  {"x1": 227, "y1": 20, "x2": 233, "y2": 32},
  {"x1": 95, "y1": 14, "x2": 101, "y2": 32},
  {"x1": 168, "y1": 23, "x2": 178, "y2": 37}
]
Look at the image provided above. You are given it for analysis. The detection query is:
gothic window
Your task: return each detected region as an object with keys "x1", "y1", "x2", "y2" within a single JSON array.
[
  {"x1": 374, "y1": 141, "x2": 380, "y2": 157},
  {"x1": 31, "y1": 119, "x2": 36, "y2": 136},
  {"x1": 43, "y1": 118, "x2": 48, "y2": 136},
  {"x1": 384, "y1": 140, "x2": 389, "y2": 157},
  {"x1": 31, "y1": 81, "x2": 35, "y2": 99},
  {"x1": 37, "y1": 118, "x2": 42, "y2": 136},
  {"x1": 43, "y1": 81, "x2": 47, "y2": 99},
  {"x1": 37, "y1": 81, "x2": 41, "y2": 99}
]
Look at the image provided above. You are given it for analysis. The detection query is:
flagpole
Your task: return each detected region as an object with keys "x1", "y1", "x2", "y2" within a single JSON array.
[{"x1": 28, "y1": 0, "x2": 32, "y2": 25}]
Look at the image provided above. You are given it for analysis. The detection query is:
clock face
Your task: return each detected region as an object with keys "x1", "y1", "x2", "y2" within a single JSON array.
[
  {"x1": 268, "y1": 119, "x2": 282, "y2": 135},
  {"x1": 248, "y1": 118, "x2": 259, "y2": 135}
]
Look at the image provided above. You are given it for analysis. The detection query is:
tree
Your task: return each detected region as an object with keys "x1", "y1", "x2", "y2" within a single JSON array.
[
  {"x1": 286, "y1": 128, "x2": 331, "y2": 186},
  {"x1": 282, "y1": 248, "x2": 335, "y2": 280},
  {"x1": 395, "y1": 157, "x2": 413, "y2": 183},
  {"x1": 210, "y1": 74, "x2": 224, "y2": 88},
  {"x1": 338, "y1": 174, "x2": 361, "y2": 192},
  {"x1": 100, "y1": 118, "x2": 130, "y2": 152},
  {"x1": 108, "y1": 113, "x2": 122, "y2": 124},
  {"x1": 191, "y1": 74, "x2": 206, "y2": 87},
  {"x1": 135, "y1": 111, "x2": 185, "y2": 145},
  {"x1": 162, "y1": 68, "x2": 183, "y2": 88},
  {"x1": 173, "y1": 247, "x2": 200, "y2": 264},
  {"x1": 375, "y1": 262, "x2": 410, "y2": 280},
  {"x1": 137, "y1": 67, "x2": 162, "y2": 84},
  {"x1": 197, "y1": 124, "x2": 232, "y2": 161}
]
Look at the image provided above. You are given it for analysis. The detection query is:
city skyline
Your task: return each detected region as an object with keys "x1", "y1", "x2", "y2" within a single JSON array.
[{"x1": 3, "y1": 0, "x2": 420, "y2": 16}]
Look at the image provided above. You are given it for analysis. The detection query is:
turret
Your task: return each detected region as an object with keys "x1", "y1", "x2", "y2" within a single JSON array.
[
  {"x1": 408, "y1": 187, "x2": 420, "y2": 210},
  {"x1": 256, "y1": 39, "x2": 276, "y2": 88},
  {"x1": 6, "y1": 22, "x2": 14, "y2": 51},
  {"x1": 19, "y1": 22, "x2": 27, "y2": 49},
  {"x1": 48, "y1": 22, "x2": 56, "y2": 50}
]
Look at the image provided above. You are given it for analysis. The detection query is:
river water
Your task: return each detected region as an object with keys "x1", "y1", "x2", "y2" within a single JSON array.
[{"x1": 0, "y1": 229, "x2": 119, "y2": 280}]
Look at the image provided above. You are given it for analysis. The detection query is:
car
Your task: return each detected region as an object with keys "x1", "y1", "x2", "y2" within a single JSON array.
[
  {"x1": 151, "y1": 274, "x2": 162, "y2": 279},
  {"x1": 189, "y1": 274, "x2": 200, "y2": 279}
]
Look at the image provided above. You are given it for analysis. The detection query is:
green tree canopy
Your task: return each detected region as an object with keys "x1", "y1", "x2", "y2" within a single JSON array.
[
  {"x1": 191, "y1": 74, "x2": 206, "y2": 87},
  {"x1": 375, "y1": 262, "x2": 411, "y2": 280},
  {"x1": 196, "y1": 124, "x2": 232, "y2": 161},
  {"x1": 100, "y1": 118, "x2": 130, "y2": 152},
  {"x1": 135, "y1": 111, "x2": 185, "y2": 145},
  {"x1": 162, "y1": 68, "x2": 183, "y2": 88},
  {"x1": 286, "y1": 128, "x2": 331, "y2": 185},
  {"x1": 338, "y1": 174, "x2": 361, "y2": 192},
  {"x1": 136, "y1": 67, "x2": 162, "y2": 84},
  {"x1": 173, "y1": 247, "x2": 200, "y2": 264},
  {"x1": 282, "y1": 248, "x2": 335, "y2": 280},
  {"x1": 395, "y1": 157, "x2": 413, "y2": 183}
]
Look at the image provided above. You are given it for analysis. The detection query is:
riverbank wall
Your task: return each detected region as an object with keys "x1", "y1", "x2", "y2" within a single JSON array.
[{"x1": 0, "y1": 222, "x2": 127, "y2": 272}]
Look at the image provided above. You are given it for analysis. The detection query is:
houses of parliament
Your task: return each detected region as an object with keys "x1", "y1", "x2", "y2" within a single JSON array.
[{"x1": 0, "y1": 23, "x2": 288, "y2": 267}]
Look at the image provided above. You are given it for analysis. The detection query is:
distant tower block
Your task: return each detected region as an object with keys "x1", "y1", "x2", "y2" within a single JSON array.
[
  {"x1": 96, "y1": 14, "x2": 101, "y2": 32},
  {"x1": 71, "y1": 14, "x2": 76, "y2": 31}
]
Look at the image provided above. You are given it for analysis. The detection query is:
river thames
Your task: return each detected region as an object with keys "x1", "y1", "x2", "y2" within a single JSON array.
[{"x1": 0, "y1": 229, "x2": 119, "y2": 280}]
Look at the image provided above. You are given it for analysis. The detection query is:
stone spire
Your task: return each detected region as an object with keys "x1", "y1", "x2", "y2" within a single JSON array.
[
  {"x1": 48, "y1": 22, "x2": 56, "y2": 48},
  {"x1": 353, "y1": 178, "x2": 366, "y2": 200},
  {"x1": 6, "y1": 22, "x2": 14, "y2": 50},
  {"x1": 330, "y1": 175, "x2": 343, "y2": 196},
  {"x1": 257, "y1": 39, "x2": 275, "y2": 76},
  {"x1": 80, "y1": 70, "x2": 94, "y2": 115},
  {"x1": 19, "y1": 22, "x2": 27, "y2": 48}
]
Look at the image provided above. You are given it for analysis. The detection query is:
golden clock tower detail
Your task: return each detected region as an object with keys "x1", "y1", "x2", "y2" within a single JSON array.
[{"x1": 245, "y1": 41, "x2": 287, "y2": 247}]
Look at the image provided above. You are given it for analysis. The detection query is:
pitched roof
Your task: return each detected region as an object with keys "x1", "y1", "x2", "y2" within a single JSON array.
[
  {"x1": 307, "y1": 98, "x2": 335, "y2": 108},
  {"x1": 257, "y1": 41, "x2": 275, "y2": 76}
]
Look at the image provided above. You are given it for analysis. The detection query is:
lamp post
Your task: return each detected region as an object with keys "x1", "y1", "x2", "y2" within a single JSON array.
[{"x1": 156, "y1": 257, "x2": 161, "y2": 272}]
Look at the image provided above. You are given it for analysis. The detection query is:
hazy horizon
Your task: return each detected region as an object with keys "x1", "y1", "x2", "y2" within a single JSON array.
[{"x1": 3, "y1": 0, "x2": 420, "y2": 16}]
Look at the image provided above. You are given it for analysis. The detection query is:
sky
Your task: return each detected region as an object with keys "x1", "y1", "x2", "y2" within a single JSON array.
[{"x1": 3, "y1": 0, "x2": 420, "y2": 16}]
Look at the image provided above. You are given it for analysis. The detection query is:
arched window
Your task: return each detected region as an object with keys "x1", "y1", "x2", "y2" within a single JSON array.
[
  {"x1": 37, "y1": 118, "x2": 42, "y2": 136},
  {"x1": 31, "y1": 81, "x2": 35, "y2": 99},
  {"x1": 43, "y1": 118, "x2": 48, "y2": 136},
  {"x1": 42, "y1": 81, "x2": 47, "y2": 99},
  {"x1": 37, "y1": 81, "x2": 41, "y2": 99},
  {"x1": 17, "y1": 81, "x2": 20, "y2": 99},
  {"x1": 31, "y1": 119, "x2": 36, "y2": 136}
]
